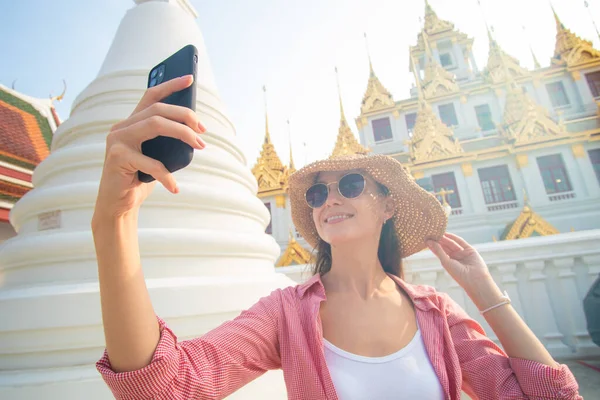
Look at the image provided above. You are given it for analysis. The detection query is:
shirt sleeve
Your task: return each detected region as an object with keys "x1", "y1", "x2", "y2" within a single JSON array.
[
  {"x1": 96, "y1": 290, "x2": 282, "y2": 400},
  {"x1": 440, "y1": 293, "x2": 582, "y2": 400}
]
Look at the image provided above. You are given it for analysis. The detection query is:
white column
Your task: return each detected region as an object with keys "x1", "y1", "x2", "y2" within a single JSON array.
[
  {"x1": 0, "y1": 1, "x2": 293, "y2": 398},
  {"x1": 552, "y1": 257, "x2": 594, "y2": 355},
  {"x1": 521, "y1": 261, "x2": 570, "y2": 357}
]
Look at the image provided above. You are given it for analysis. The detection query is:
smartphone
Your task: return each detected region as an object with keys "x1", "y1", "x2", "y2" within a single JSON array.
[{"x1": 138, "y1": 44, "x2": 199, "y2": 183}]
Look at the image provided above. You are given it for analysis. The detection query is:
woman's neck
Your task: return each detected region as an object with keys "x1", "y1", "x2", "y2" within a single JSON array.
[{"x1": 321, "y1": 239, "x2": 393, "y2": 300}]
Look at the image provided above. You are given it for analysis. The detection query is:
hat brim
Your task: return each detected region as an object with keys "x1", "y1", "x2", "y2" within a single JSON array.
[{"x1": 289, "y1": 154, "x2": 448, "y2": 258}]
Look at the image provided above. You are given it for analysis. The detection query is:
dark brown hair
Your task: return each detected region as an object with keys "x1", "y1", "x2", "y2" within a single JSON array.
[{"x1": 311, "y1": 181, "x2": 404, "y2": 279}]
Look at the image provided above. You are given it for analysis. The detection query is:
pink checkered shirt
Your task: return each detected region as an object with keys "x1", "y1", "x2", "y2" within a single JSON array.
[{"x1": 97, "y1": 273, "x2": 582, "y2": 399}]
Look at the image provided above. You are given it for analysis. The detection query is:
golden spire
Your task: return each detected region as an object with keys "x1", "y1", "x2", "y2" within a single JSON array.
[
  {"x1": 420, "y1": 28, "x2": 459, "y2": 98},
  {"x1": 361, "y1": 33, "x2": 394, "y2": 113},
  {"x1": 476, "y1": 0, "x2": 528, "y2": 83},
  {"x1": 251, "y1": 86, "x2": 288, "y2": 196},
  {"x1": 332, "y1": 67, "x2": 369, "y2": 158},
  {"x1": 408, "y1": 55, "x2": 463, "y2": 164},
  {"x1": 522, "y1": 26, "x2": 542, "y2": 69},
  {"x1": 423, "y1": 0, "x2": 454, "y2": 35},
  {"x1": 502, "y1": 191, "x2": 559, "y2": 240},
  {"x1": 276, "y1": 229, "x2": 312, "y2": 267},
  {"x1": 287, "y1": 119, "x2": 296, "y2": 174},
  {"x1": 365, "y1": 32, "x2": 374, "y2": 77},
  {"x1": 551, "y1": 4, "x2": 600, "y2": 66}
]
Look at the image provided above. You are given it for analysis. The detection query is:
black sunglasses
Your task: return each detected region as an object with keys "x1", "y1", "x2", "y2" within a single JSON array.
[{"x1": 305, "y1": 173, "x2": 366, "y2": 209}]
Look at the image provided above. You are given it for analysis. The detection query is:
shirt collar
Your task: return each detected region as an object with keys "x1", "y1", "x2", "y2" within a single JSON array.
[{"x1": 298, "y1": 272, "x2": 440, "y2": 312}]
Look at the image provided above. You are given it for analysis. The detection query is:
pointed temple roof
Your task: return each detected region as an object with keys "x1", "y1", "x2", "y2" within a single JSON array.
[
  {"x1": 501, "y1": 85, "x2": 567, "y2": 146},
  {"x1": 0, "y1": 84, "x2": 60, "y2": 222},
  {"x1": 251, "y1": 88, "x2": 289, "y2": 196},
  {"x1": 276, "y1": 230, "x2": 312, "y2": 267},
  {"x1": 412, "y1": 0, "x2": 470, "y2": 52},
  {"x1": 485, "y1": 28, "x2": 529, "y2": 84},
  {"x1": 408, "y1": 57, "x2": 463, "y2": 164},
  {"x1": 551, "y1": 6, "x2": 600, "y2": 67},
  {"x1": 332, "y1": 68, "x2": 369, "y2": 158},
  {"x1": 420, "y1": 29, "x2": 459, "y2": 98},
  {"x1": 502, "y1": 198, "x2": 559, "y2": 240},
  {"x1": 361, "y1": 34, "x2": 394, "y2": 114}
]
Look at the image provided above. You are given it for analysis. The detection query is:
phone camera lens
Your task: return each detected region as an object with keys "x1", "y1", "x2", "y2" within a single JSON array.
[
  {"x1": 151, "y1": 69, "x2": 158, "y2": 78},
  {"x1": 150, "y1": 78, "x2": 157, "y2": 87}
]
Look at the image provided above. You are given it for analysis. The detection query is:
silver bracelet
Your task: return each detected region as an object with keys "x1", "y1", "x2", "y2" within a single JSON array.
[{"x1": 479, "y1": 290, "x2": 511, "y2": 315}]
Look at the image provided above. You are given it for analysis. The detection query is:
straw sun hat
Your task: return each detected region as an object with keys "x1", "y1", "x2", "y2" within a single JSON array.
[{"x1": 288, "y1": 154, "x2": 448, "y2": 258}]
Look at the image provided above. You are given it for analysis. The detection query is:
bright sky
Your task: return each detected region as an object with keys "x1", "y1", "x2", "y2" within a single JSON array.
[{"x1": 2, "y1": 0, "x2": 599, "y2": 168}]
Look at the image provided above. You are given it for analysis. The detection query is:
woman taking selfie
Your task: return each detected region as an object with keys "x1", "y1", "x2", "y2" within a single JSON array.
[{"x1": 94, "y1": 76, "x2": 581, "y2": 399}]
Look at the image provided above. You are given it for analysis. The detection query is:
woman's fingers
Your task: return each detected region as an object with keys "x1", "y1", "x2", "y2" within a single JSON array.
[
  {"x1": 426, "y1": 240, "x2": 451, "y2": 264},
  {"x1": 127, "y1": 150, "x2": 178, "y2": 193},
  {"x1": 114, "y1": 102, "x2": 206, "y2": 135},
  {"x1": 117, "y1": 115, "x2": 206, "y2": 150},
  {"x1": 439, "y1": 234, "x2": 463, "y2": 254},
  {"x1": 133, "y1": 75, "x2": 194, "y2": 115},
  {"x1": 445, "y1": 232, "x2": 472, "y2": 250}
]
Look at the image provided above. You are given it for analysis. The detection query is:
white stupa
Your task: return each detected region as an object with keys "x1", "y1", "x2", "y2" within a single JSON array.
[{"x1": 0, "y1": 0, "x2": 294, "y2": 398}]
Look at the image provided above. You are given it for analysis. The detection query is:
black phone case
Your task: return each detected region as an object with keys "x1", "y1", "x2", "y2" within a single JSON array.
[{"x1": 138, "y1": 44, "x2": 198, "y2": 183}]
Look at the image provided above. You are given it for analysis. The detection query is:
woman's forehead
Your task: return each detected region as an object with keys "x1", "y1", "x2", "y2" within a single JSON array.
[{"x1": 315, "y1": 169, "x2": 364, "y2": 183}]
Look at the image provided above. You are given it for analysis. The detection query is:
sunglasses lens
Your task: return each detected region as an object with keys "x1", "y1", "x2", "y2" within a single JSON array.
[
  {"x1": 306, "y1": 184, "x2": 328, "y2": 208},
  {"x1": 339, "y1": 173, "x2": 365, "y2": 199}
]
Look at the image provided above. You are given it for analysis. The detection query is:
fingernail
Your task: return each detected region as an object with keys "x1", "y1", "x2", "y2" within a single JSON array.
[
  {"x1": 196, "y1": 134, "x2": 206, "y2": 148},
  {"x1": 180, "y1": 74, "x2": 192, "y2": 80},
  {"x1": 198, "y1": 121, "x2": 207, "y2": 133},
  {"x1": 173, "y1": 186, "x2": 180, "y2": 194}
]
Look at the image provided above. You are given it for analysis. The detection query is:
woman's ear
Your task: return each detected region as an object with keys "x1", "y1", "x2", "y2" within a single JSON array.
[{"x1": 383, "y1": 197, "x2": 395, "y2": 221}]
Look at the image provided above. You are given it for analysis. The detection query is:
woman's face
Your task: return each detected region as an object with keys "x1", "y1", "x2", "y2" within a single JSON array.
[{"x1": 311, "y1": 169, "x2": 394, "y2": 247}]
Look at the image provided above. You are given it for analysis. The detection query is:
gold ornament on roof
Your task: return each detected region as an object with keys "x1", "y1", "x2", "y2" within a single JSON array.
[
  {"x1": 332, "y1": 67, "x2": 370, "y2": 159},
  {"x1": 552, "y1": 7, "x2": 600, "y2": 67},
  {"x1": 485, "y1": 28, "x2": 529, "y2": 83},
  {"x1": 421, "y1": 29, "x2": 459, "y2": 98},
  {"x1": 501, "y1": 85, "x2": 566, "y2": 146},
  {"x1": 277, "y1": 230, "x2": 312, "y2": 267},
  {"x1": 361, "y1": 33, "x2": 395, "y2": 113},
  {"x1": 408, "y1": 56, "x2": 463, "y2": 164},
  {"x1": 502, "y1": 191, "x2": 559, "y2": 240},
  {"x1": 251, "y1": 87, "x2": 289, "y2": 196},
  {"x1": 423, "y1": 0, "x2": 455, "y2": 36}
]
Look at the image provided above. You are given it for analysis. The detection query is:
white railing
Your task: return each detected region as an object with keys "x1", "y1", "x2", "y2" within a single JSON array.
[{"x1": 277, "y1": 230, "x2": 600, "y2": 360}]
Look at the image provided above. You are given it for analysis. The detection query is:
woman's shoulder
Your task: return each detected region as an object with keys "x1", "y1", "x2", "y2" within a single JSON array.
[{"x1": 395, "y1": 278, "x2": 461, "y2": 315}]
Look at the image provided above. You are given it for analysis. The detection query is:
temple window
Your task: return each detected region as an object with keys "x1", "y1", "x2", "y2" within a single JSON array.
[
  {"x1": 438, "y1": 103, "x2": 458, "y2": 127},
  {"x1": 439, "y1": 52, "x2": 454, "y2": 69},
  {"x1": 418, "y1": 173, "x2": 461, "y2": 208},
  {"x1": 372, "y1": 117, "x2": 393, "y2": 142},
  {"x1": 405, "y1": 112, "x2": 417, "y2": 137},
  {"x1": 477, "y1": 165, "x2": 516, "y2": 204},
  {"x1": 585, "y1": 71, "x2": 600, "y2": 98},
  {"x1": 546, "y1": 81, "x2": 570, "y2": 108},
  {"x1": 264, "y1": 202, "x2": 272, "y2": 234},
  {"x1": 589, "y1": 149, "x2": 600, "y2": 185},
  {"x1": 432, "y1": 172, "x2": 461, "y2": 208},
  {"x1": 536, "y1": 154, "x2": 572, "y2": 194},
  {"x1": 474, "y1": 104, "x2": 495, "y2": 132}
]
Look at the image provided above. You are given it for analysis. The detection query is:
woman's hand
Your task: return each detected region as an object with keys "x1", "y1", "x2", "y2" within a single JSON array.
[
  {"x1": 93, "y1": 75, "x2": 206, "y2": 220},
  {"x1": 426, "y1": 233, "x2": 495, "y2": 294}
]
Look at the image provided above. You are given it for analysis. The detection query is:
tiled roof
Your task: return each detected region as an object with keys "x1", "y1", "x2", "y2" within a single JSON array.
[
  {"x1": 0, "y1": 87, "x2": 52, "y2": 169},
  {"x1": 0, "y1": 180, "x2": 29, "y2": 203}
]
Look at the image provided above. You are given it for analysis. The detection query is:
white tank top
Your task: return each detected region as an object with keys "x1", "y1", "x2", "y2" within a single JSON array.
[{"x1": 323, "y1": 328, "x2": 445, "y2": 400}]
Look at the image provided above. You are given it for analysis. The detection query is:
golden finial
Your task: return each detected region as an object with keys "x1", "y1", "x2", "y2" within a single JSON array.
[
  {"x1": 287, "y1": 119, "x2": 296, "y2": 172},
  {"x1": 522, "y1": 26, "x2": 541, "y2": 69},
  {"x1": 50, "y1": 80, "x2": 67, "y2": 103},
  {"x1": 334, "y1": 66, "x2": 345, "y2": 120},
  {"x1": 364, "y1": 33, "x2": 374, "y2": 76},
  {"x1": 434, "y1": 188, "x2": 454, "y2": 215},
  {"x1": 263, "y1": 85, "x2": 271, "y2": 144}
]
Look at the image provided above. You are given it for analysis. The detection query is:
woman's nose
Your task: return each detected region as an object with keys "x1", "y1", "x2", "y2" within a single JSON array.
[{"x1": 324, "y1": 184, "x2": 343, "y2": 206}]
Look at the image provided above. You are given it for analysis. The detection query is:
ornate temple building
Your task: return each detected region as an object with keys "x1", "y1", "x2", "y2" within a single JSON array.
[
  {"x1": 0, "y1": 84, "x2": 61, "y2": 243},
  {"x1": 255, "y1": 3, "x2": 600, "y2": 267}
]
